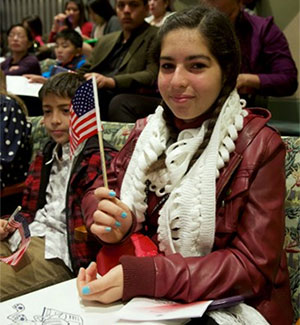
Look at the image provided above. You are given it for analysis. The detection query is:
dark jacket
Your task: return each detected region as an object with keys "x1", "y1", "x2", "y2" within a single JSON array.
[
  {"x1": 19, "y1": 135, "x2": 116, "y2": 274},
  {"x1": 83, "y1": 108, "x2": 293, "y2": 325},
  {"x1": 77, "y1": 23, "x2": 158, "y2": 91}
]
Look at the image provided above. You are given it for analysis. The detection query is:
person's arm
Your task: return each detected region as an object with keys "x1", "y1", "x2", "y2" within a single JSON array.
[
  {"x1": 252, "y1": 16, "x2": 298, "y2": 96},
  {"x1": 121, "y1": 128, "x2": 287, "y2": 303},
  {"x1": 20, "y1": 154, "x2": 44, "y2": 225},
  {"x1": 5, "y1": 56, "x2": 41, "y2": 76}
]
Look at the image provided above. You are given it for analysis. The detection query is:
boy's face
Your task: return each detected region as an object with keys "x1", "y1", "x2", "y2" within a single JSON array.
[
  {"x1": 116, "y1": 0, "x2": 149, "y2": 33},
  {"x1": 42, "y1": 94, "x2": 71, "y2": 145},
  {"x1": 55, "y1": 37, "x2": 80, "y2": 65}
]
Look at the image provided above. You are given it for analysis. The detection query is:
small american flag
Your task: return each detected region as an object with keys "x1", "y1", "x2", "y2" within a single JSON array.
[
  {"x1": 69, "y1": 79, "x2": 98, "y2": 156},
  {"x1": 0, "y1": 213, "x2": 31, "y2": 266}
]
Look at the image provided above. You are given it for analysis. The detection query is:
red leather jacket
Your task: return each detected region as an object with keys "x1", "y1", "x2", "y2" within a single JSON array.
[{"x1": 83, "y1": 108, "x2": 293, "y2": 324}]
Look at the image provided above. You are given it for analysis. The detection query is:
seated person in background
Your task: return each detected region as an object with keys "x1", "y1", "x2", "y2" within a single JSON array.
[
  {"x1": 77, "y1": 0, "x2": 159, "y2": 120},
  {"x1": 76, "y1": 5, "x2": 293, "y2": 325},
  {"x1": 1, "y1": 24, "x2": 41, "y2": 76},
  {"x1": 25, "y1": 29, "x2": 86, "y2": 84},
  {"x1": 0, "y1": 70, "x2": 32, "y2": 191},
  {"x1": 202, "y1": 0, "x2": 298, "y2": 105},
  {"x1": 145, "y1": 0, "x2": 173, "y2": 27},
  {"x1": 22, "y1": 15, "x2": 45, "y2": 50},
  {"x1": 87, "y1": 0, "x2": 121, "y2": 40},
  {"x1": 0, "y1": 72, "x2": 117, "y2": 301},
  {"x1": 48, "y1": 0, "x2": 93, "y2": 43}
]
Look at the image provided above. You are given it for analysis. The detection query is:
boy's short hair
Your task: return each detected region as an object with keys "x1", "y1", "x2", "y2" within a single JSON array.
[
  {"x1": 39, "y1": 72, "x2": 85, "y2": 100},
  {"x1": 55, "y1": 29, "x2": 83, "y2": 49}
]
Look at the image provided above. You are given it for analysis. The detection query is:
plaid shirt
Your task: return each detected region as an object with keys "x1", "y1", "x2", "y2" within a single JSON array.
[{"x1": 19, "y1": 135, "x2": 116, "y2": 274}]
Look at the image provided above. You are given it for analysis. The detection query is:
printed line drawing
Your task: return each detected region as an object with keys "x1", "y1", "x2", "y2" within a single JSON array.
[{"x1": 7, "y1": 303, "x2": 83, "y2": 324}]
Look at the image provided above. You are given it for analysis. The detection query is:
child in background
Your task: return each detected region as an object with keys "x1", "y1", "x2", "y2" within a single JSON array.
[
  {"x1": 25, "y1": 29, "x2": 86, "y2": 84},
  {"x1": 22, "y1": 15, "x2": 45, "y2": 49},
  {"x1": 0, "y1": 72, "x2": 116, "y2": 301}
]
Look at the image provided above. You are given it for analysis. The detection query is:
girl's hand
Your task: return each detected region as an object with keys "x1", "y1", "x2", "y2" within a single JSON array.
[
  {"x1": 0, "y1": 219, "x2": 14, "y2": 240},
  {"x1": 91, "y1": 187, "x2": 133, "y2": 244},
  {"x1": 52, "y1": 13, "x2": 67, "y2": 32},
  {"x1": 77, "y1": 262, "x2": 123, "y2": 304}
]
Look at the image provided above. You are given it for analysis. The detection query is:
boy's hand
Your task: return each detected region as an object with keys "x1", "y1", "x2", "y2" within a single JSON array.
[
  {"x1": 77, "y1": 262, "x2": 123, "y2": 304},
  {"x1": 84, "y1": 73, "x2": 116, "y2": 89},
  {"x1": 91, "y1": 187, "x2": 133, "y2": 244},
  {"x1": 0, "y1": 219, "x2": 14, "y2": 240},
  {"x1": 23, "y1": 74, "x2": 47, "y2": 84}
]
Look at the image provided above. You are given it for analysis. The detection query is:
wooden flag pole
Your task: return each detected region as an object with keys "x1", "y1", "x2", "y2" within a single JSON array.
[{"x1": 92, "y1": 74, "x2": 108, "y2": 188}]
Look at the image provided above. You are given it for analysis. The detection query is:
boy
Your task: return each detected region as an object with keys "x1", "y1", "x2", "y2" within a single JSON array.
[
  {"x1": 25, "y1": 29, "x2": 86, "y2": 83},
  {"x1": 0, "y1": 72, "x2": 116, "y2": 301}
]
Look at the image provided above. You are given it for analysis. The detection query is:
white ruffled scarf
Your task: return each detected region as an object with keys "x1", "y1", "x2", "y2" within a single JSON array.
[{"x1": 120, "y1": 90, "x2": 269, "y2": 324}]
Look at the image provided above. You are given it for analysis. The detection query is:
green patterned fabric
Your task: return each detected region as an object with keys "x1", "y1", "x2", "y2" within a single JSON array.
[
  {"x1": 102, "y1": 121, "x2": 134, "y2": 151},
  {"x1": 283, "y1": 136, "x2": 300, "y2": 323},
  {"x1": 27, "y1": 116, "x2": 300, "y2": 321}
]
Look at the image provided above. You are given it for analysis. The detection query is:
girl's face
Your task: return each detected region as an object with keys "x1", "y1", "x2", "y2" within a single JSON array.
[
  {"x1": 148, "y1": 0, "x2": 168, "y2": 18},
  {"x1": 8, "y1": 26, "x2": 32, "y2": 54},
  {"x1": 65, "y1": 1, "x2": 80, "y2": 25},
  {"x1": 158, "y1": 28, "x2": 223, "y2": 122}
]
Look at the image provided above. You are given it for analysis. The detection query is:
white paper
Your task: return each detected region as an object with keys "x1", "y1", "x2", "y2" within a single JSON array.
[
  {"x1": 6, "y1": 75, "x2": 43, "y2": 97},
  {"x1": 118, "y1": 297, "x2": 213, "y2": 321},
  {"x1": 0, "y1": 279, "x2": 189, "y2": 325}
]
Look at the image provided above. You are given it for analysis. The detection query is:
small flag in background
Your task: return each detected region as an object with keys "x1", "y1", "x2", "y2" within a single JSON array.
[
  {"x1": 0, "y1": 213, "x2": 31, "y2": 266},
  {"x1": 70, "y1": 79, "x2": 98, "y2": 156}
]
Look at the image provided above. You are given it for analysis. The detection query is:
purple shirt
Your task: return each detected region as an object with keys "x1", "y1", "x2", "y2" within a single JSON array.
[
  {"x1": 237, "y1": 10, "x2": 298, "y2": 97},
  {"x1": 1, "y1": 54, "x2": 41, "y2": 76}
]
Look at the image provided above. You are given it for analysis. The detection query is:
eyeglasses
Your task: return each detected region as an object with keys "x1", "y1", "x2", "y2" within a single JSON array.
[{"x1": 8, "y1": 34, "x2": 27, "y2": 40}]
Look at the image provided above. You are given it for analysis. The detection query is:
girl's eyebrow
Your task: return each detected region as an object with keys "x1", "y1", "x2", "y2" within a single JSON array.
[{"x1": 160, "y1": 55, "x2": 212, "y2": 62}]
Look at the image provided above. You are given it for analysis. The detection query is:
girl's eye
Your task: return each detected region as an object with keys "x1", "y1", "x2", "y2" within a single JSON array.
[
  {"x1": 190, "y1": 62, "x2": 206, "y2": 70},
  {"x1": 160, "y1": 63, "x2": 174, "y2": 70}
]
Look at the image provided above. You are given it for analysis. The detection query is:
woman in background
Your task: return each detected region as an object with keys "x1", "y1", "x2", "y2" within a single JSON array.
[
  {"x1": 87, "y1": 0, "x2": 121, "y2": 40},
  {"x1": 145, "y1": 0, "x2": 173, "y2": 27},
  {"x1": 1, "y1": 24, "x2": 41, "y2": 76}
]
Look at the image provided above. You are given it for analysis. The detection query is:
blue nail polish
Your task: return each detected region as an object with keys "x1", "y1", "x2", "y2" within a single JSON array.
[
  {"x1": 109, "y1": 190, "x2": 116, "y2": 197},
  {"x1": 115, "y1": 221, "x2": 121, "y2": 227},
  {"x1": 82, "y1": 286, "x2": 90, "y2": 295},
  {"x1": 105, "y1": 226, "x2": 112, "y2": 232},
  {"x1": 121, "y1": 212, "x2": 127, "y2": 219}
]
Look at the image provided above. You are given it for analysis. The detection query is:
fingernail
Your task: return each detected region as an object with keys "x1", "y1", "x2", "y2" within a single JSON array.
[
  {"x1": 82, "y1": 286, "x2": 90, "y2": 295},
  {"x1": 105, "y1": 226, "x2": 112, "y2": 232},
  {"x1": 109, "y1": 190, "x2": 116, "y2": 197},
  {"x1": 121, "y1": 212, "x2": 127, "y2": 219},
  {"x1": 115, "y1": 221, "x2": 121, "y2": 227}
]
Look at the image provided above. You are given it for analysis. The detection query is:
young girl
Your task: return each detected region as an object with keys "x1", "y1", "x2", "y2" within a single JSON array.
[
  {"x1": 48, "y1": 0, "x2": 93, "y2": 42},
  {"x1": 77, "y1": 5, "x2": 293, "y2": 325}
]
